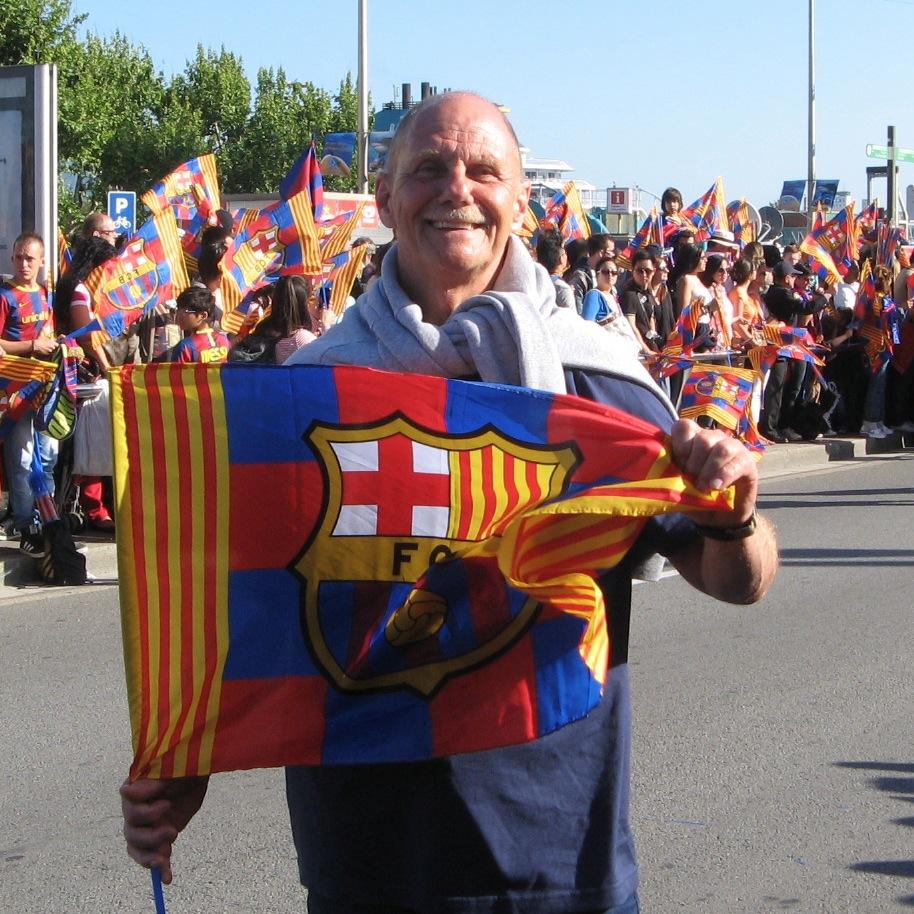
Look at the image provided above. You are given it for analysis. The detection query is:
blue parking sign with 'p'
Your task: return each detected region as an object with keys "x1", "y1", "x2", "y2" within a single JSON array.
[{"x1": 108, "y1": 190, "x2": 136, "y2": 237}]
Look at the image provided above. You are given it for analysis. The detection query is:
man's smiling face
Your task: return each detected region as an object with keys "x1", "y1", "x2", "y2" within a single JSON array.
[{"x1": 376, "y1": 94, "x2": 530, "y2": 301}]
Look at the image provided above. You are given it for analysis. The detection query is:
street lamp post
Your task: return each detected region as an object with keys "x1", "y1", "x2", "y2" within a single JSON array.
[
  {"x1": 807, "y1": 0, "x2": 816, "y2": 228},
  {"x1": 357, "y1": 0, "x2": 369, "y2": 194}
]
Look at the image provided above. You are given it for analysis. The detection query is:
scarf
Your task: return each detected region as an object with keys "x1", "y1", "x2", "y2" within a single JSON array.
[{"x1": 288, "y1": 236, "x2": 671, "y2": 408}]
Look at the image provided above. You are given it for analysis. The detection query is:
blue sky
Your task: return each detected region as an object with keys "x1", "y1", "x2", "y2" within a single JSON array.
[{"x1": 72, "y1": 0, "x2": 914, "y2": 213}]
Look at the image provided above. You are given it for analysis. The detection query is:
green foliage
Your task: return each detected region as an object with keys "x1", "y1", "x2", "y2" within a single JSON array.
[
  {"x1": 0, "y1": 0, "x2": 84, "y2": 66},
  {"x1": 3, "y1": 0, "x2": 370, "y2": 226}
]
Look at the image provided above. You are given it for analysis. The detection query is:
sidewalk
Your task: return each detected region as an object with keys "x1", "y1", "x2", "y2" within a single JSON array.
[{"x1": 1, "y1": 432, "x2": 911, "y2": 598}]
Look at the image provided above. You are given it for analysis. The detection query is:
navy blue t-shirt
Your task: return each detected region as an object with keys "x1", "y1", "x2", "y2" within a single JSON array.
[{"x1": 285, "y1": 369, "x2": 698, "y2": 913}]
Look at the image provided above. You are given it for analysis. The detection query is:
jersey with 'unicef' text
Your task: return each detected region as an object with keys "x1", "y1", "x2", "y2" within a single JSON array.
[{"x1": 0, "y1": 281, "x2": 53, "y2": 342}]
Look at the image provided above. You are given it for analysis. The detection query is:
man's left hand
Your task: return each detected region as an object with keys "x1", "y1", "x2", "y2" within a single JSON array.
[{"x1": 670, "y1": 418, "x2": 757, "y2": 527}]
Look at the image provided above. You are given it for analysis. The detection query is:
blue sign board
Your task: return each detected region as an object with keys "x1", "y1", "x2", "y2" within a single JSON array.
[{"x1": 107, "y1": 190, "x2": 136, "y2": 237}]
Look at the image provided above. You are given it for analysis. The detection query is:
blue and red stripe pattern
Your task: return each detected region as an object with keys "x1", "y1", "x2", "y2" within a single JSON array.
[{"x1": 113, "y1": 365, "x2": 733, "y2": 777}]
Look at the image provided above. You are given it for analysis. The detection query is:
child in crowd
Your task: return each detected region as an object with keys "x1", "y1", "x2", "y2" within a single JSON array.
[{"x1": 156, "y1": 287, "x2": 229, "y2": 364}]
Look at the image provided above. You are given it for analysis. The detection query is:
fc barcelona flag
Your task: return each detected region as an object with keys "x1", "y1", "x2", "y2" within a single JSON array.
[
  {"x1": 616, "y1": 208, "x2": 662, "y2": 269},
  {"x1": 679, "y1": 363, "x2": 755, "y2": 431},
  {"x1": 112, "y1": 365, "x2": 732, "y2": 778},
  {"x1": 680, "y1": 178, "x2": 728, "y2": 242},
  {"x1": 0, "y1": 354, "x2": 58, "y2": 431},
  {"x1": 141, "y1": 154, "x2": 221, "y2": 221},
  {"x1": 220, "y1": 191, "x2": 321, "y2": 333},
  {"x1": 83, "y1": 211, "x2": 190, "y2": 340},
  {"x1": 279, "y1": 142, "x2": 324, "y2": 220}
]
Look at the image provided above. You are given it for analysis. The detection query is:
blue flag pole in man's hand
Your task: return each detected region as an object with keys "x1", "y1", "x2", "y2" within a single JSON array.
[{"x1": 151, "y1": 868, "x2": 166, "y2": 914}]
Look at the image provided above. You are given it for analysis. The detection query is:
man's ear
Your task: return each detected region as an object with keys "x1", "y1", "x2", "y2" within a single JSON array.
[
  {"x1": 511, "y1": 180, "x2": 532, "y2": 233},
  {"x1": 376, "y1": 174, "x2": 396, "y2": 230}
]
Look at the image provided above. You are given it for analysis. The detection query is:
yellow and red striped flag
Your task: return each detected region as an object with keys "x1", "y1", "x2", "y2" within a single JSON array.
[{"x1": 113, "y1": 364, "x2": 734, "y2": 777}]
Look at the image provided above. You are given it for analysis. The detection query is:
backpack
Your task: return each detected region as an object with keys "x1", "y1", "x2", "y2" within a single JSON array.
[{"x1": 228, "y1": 333, "x2": 279, "y2": 365}]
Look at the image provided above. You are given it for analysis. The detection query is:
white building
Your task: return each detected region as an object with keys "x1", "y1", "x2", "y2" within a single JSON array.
[{"x1": 521, "y1": 151, "x2": 599, "y2": 210}]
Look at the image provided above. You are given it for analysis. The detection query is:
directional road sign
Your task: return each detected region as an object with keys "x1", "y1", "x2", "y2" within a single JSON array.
[{"x1": 866, "y1": 144, "x2": 914, "y2": 163}]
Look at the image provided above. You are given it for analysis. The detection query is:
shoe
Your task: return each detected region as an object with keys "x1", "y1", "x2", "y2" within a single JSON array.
[
  {"x1": 1, "y1": 516, "x2": 18, "y2": 540},
  {"x1": 875, "y1": 422, "x2": 896, "y2": 437},
  {"x1": 861, "y1": 420, "x2": 889, "y2": 439},
  {"x1": 783, "y1": 428, "x2": 804, "y2": 442},
  {"x1": 90, "y1": 516, "x2": 115, "y2": 532},
  {"x1": 19, "y1": 526, "x2": 46, "y2": 559},
  {"x1": 891, "y1": 420, "x2": 914, "y2": 433},
  {"x1": 764, "y1": 431, "x2": 788, "y2": 444}
]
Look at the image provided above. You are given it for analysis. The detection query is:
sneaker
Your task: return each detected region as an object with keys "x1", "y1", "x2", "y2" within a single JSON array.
[
  {"x1": 891, "y1": 420, "x2": 914, "y2": 434},
  {"x1": 861, "y1": 420, "x2": 889, "y2": 439},
  {"x1": 19, "y1": 526, "x2": 46, "y2": 559},
  {"x1": 783, "y1": 428, "x2": 804, "y2": 442},
  {"x1": 0, "y1": 516, "x2": 18, "y2": 540},
  {"x1": 875, "y1": 422, "x2": 896, "y2": 437}
]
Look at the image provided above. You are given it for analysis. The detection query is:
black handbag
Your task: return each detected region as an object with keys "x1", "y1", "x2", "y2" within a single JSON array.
[{"x1": 227, "y1": 333, "x2": 279, "y2": 364}]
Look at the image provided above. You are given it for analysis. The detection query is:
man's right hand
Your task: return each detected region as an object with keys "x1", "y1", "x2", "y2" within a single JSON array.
[{"x1": 120, "y1": 776, "x2": 209, "y2": 884}]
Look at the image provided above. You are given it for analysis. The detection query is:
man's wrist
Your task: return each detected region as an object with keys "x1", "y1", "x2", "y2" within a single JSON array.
[{"x1": 694, "y1": 508, "x2": 759, "y2": 541}]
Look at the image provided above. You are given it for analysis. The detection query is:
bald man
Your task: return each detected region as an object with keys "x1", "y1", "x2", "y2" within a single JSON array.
[{"x1": 122, "y1": 93, "x2": 777, "y2": 914}]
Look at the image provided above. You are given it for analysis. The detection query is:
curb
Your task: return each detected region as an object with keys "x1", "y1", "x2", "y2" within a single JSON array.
[
  {"x1": 758, "y1": 431, "x2": 913, "y2": 479},
  {"x1": 1, "y1": 434, "x2": 911, "y2": 600}
]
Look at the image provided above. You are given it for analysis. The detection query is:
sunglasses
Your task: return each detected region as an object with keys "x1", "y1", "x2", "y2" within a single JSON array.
[
  {"x1": 177, "y1": 305, "x2": 208, "y2": 315},
  {"x1": 634, "y1": 267, "x2": 655, "y2": 275},
  {"x1": 599, "y1": 268, "x2": 619, "y2": 276}
]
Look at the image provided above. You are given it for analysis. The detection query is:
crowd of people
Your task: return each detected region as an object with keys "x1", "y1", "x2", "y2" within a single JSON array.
[
  {"x1": 535, "y1": 207, "x2": 914, "y2": 445},
  {"x1": 2, "y1": 167, "x2": 910, "y2": 570},
  {"x1": 2, "y1": 174, "x2": 910, "y2": 566},
  {"x1": 0, "y1": 216, "x2": 387, "y2": 559}
]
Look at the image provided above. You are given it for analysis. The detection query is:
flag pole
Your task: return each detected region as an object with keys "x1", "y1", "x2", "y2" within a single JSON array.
[
  {"x1": 357, "y1": 0, "x2": 369, "y2": 194},
  {"x1": 151, "y1": 868, "x2": 166, "y2": 914},
  {"x1": 807, "y1": 0, "x2": 816, "y2": 229}
]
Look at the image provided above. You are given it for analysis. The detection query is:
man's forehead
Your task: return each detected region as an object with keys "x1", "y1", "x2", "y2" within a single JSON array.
[{"x1": 394, "y1": 95, "x2": 521, "y2": 169}]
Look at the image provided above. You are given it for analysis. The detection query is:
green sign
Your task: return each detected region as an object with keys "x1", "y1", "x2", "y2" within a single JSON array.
[{"x1": 866, "y1": 143, "x2": 914, "y2": 163}]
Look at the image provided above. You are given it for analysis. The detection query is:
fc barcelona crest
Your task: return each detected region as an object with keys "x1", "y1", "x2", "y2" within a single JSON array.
[
  {"x1": 103, "y1": 238, "x2": 160, "y2": 311},
  {"x1": 293, "y1": 415, "x2": 579, "y2": 697}
]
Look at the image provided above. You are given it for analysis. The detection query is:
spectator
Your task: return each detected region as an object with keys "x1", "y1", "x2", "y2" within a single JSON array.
[
  {"x1": 254, "y1": 275, "x2": 317, "y2": 364},
  {"x1": 859, "y1": 265, "x2": 895, "y2": 439},
  {"x1": 699, "y1": 254, "x2": 733, "y2": 347},
  {"x1": 0, "y1": 233, "x2": 60, "y2": 556},
  {"x1": 834, "y1": 264, "x2": 860, "y2": 312},
  {"x1": 728, "y1": 258, "x2": 763, "y2": 342},
  {"x1": 648, "y1": 253, "x2": 675, "y2": 343},
  {"x1": 568, "y1": 233, "x2": 614, "y2": 313},
  {"x1": 619, "y1": 250, "x2": 661, "y2": 355},
  {"x1": 671, "y1": 243, "x2": 708, "y2": 323},
  {"x1": 157, "y1": 287, "x2": 229, "y2": 364},
  {"x1": 53, "y1": 234, "x2": 120, "y2": 532},
  {"x1": 536, "y1": 230, "x2": 576, "y2": 311},
  {"x1": 761, "y1": 262, "x2": 809, "y2": 442},
  {"x1": 661, "y1": 186, "x2": 685, "y2": 225},
  {"x1": 781, "y1": 244, "x2": 801, "y2": 268},
  {"x1": 581, "y1": 255, "x2": 620, "y2": 324}
]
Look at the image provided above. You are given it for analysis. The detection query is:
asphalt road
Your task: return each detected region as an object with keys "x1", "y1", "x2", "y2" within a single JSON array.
[
  {"x1": 632, "y1": 454, "x2": 914, "y2": 913},
  {"x1": 0, "y1": 455, "x2": 911, "y2": 913}
]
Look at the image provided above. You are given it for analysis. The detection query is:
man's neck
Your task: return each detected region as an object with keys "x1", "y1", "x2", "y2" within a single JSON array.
[{"x1": 395, "y1": 256, "x2": 505, "y2": 327}]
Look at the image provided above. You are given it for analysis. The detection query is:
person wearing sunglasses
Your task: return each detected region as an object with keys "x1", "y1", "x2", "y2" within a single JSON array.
[
  {"x1": 156, "y1": 287, "x2": 230, "y2": 364},
  {"x1": 581, "y1": 255, "x2": 621, "y2": 324},
  {"x1": 619, "y1": 250, "x2": 665, "y2": 357}
]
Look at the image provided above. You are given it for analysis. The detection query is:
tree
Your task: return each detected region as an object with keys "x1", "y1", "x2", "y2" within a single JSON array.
[
  {"x1": 169, "y1": 46, "x2": 250, "y2": 157},
  {"x1": 224, "y1": 67, "x2": 329, "y2": 194},
  {"x1": 0, "y1": 0, "x2": 84, "y2": 66},
  {"x1": 1, "y1": 0, "x2": 374, "y2": 227},
  {"x1": 57, "y1": 32, "x2": 167, "y2": 215}
]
